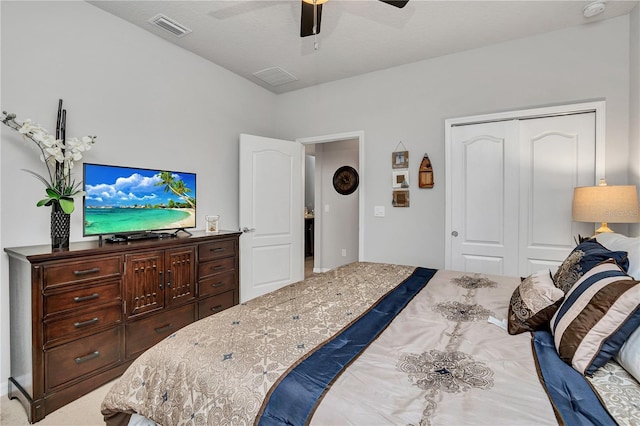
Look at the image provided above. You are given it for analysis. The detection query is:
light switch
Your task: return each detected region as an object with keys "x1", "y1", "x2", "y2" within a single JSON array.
[
  {"x1": 324, "y1": 204, "x2": 330, "y2": 213},
  {"x1": 374, "y1": 206, "x2": 385, "y2": 217}
]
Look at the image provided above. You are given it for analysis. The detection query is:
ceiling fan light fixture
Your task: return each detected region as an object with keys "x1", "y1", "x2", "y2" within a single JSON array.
[{"x1": 583, "y1": 1, "x2": 606, "y2": 18}]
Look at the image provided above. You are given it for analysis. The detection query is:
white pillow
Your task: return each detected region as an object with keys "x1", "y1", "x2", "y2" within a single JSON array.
[
  {"x1": 596, "y1": 232, "x2": 640, "y2": 279},
  {"x1": 616, "y1": 325, "x2": 640, "y2": 383}
]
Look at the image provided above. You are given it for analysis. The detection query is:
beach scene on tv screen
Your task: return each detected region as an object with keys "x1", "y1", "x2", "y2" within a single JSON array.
[{"x1": 84, "y1": 165, "x2": 196, "y2": 235}]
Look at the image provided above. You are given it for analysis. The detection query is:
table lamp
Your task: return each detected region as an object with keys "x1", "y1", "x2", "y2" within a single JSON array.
[{"x1": 572, "y1": 179, "x2": 640, "y2": 234}]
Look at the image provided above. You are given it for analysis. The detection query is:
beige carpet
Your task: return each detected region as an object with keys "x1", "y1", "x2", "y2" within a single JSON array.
[{"x1": 0, "y1": 381, "x2": 112, "y2": 426}]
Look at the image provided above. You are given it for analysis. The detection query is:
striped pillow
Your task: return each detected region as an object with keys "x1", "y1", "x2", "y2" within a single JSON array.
[{"x1": 550, "y1": 259, "x2": 640, "y2": 376}]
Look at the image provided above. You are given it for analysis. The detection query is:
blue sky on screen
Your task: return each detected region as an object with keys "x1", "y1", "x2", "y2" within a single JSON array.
[{"x1": 84, "y1": 164, "x2": 196, "y2": 207}]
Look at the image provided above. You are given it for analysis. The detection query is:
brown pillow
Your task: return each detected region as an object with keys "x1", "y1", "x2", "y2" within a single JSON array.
[{"x1": 508, "y1": 270, "x2": 565, "y2": 335}]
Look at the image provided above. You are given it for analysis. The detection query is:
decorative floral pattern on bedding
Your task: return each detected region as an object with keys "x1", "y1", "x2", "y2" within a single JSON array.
[
  {"x1": 101, "y1": 262, "x2": 416, "y2": 425},
  {"x1": 588, "y1": 361, "x2": 640, "y2": 426}
]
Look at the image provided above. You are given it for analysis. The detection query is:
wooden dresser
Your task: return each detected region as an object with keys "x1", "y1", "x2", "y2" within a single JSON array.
[{"x1": 4, "y1": 230, "x2": 241, "y2": 423}]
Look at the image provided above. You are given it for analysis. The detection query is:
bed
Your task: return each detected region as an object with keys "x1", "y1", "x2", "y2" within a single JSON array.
[{"x1": 101, "y1": 235, "x2": 640, "y2": 426}]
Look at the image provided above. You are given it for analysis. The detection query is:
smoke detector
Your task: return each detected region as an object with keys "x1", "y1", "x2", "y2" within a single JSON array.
[{"x1": 583, "y1": 1, "x2": 606, "y2": 18}]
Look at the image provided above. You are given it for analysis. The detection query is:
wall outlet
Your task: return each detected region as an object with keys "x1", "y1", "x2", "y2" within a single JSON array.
[
  {"x1": 374, "y1": 206, "x2": 385, "y2": 217},
  {"x1": 341, "y1": 249, "x2": 347, "y2": 257}
]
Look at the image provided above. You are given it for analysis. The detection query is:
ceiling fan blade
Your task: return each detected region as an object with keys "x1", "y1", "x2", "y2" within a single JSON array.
[
  {"x1": 300, "y1": 1, "x2": 323, "y2": 37},
  {"x1": 378, "y1": 0, "x2": 409, "y2": 8}
]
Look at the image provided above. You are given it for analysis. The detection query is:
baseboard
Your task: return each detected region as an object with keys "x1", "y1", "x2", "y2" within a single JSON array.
[{"x1": 313, "y1": 267, "x2": 330, "y2": 273}]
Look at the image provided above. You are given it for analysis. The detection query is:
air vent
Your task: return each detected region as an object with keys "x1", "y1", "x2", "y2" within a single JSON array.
[
  {"x1": 253, "y1": 67, "x2": 298, "y2": 87},
  {"x1": 148, "y1": 14, "x2": 192, "y2": 37}
]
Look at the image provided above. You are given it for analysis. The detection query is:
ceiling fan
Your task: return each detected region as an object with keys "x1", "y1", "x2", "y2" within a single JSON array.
[{"x1": 300, "y1": 0, "x2": 409, "y2": 37}]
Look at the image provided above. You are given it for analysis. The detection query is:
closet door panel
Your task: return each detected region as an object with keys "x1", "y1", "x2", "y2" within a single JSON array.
[
  {"x1": 450, "y1": 121, "x2": 519, "y2": 276},
  {"x1": 519, "y1": 113, "x2": 596, "y2": 275}
]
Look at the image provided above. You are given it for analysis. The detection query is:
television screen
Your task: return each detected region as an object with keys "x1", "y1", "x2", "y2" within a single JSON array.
[{"x1": 83, "y1": 163, "x2": 196, "y2": 236}]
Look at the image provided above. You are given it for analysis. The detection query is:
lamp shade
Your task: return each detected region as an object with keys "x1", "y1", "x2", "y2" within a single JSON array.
[{"x1": 572, "y1": 184, "x2": 640, "y2": 224}]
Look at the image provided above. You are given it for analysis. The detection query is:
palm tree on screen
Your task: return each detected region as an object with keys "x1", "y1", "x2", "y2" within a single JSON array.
[{"x1": 156, "y1": 171, "x2": 195, "y2": 209}]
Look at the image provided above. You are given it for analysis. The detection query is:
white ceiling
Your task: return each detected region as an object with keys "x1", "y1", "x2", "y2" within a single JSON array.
[{"x1": 88, "y1": 0, "x2": 638, "y2": 94}]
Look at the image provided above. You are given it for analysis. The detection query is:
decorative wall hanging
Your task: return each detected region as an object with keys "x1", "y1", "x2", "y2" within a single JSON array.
[
  {"x1": 332, "y1": 165, "x2": 359, "y2": 195},
  {"x1": 392, "y1": 141, "x2": 409, "y2": 169},
  {"x1": 418, "y1": 153, "x2": 434, "y2": 188},
  {"x1": 392, "y1": 171, "x2": 410, "y2": 188},
  {"x1": 392, "y1": 190, "x2": 410, "y2": 207}
]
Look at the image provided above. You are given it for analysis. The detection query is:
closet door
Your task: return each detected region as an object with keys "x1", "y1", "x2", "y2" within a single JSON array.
[
  {"x1": 518, "y1": 113, "x2": 596, "y2": 275},
  {"x1": 448, "y1": 111, "x2": 597, "y2": 277},
  {"x1": 449, "y1": 120, "x2": 520, "y2": 276}
]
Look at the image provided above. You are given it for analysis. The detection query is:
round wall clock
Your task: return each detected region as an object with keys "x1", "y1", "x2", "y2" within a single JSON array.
[{"x1": 333, "y1": 165, "x2": 359, "y2": 195}]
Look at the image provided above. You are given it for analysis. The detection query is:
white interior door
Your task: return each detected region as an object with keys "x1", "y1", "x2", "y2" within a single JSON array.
[
  {"x1": 447, "y1": 106, "x2": 600, "y2": 278},
  {"x1": 518, "y1": 113, "x2": 596, "y2": 275},
  {"x1": 239, "y1": 134, "x2": 304, "y2": 302},
  {"x1": 449, "y1": 120, "x2": 520, "y2": 276}
]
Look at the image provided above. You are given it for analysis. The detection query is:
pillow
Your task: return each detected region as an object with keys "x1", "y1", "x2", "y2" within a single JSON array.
[
  {"x1": 508, "y1": 270, "x2": 565, "y2": 335},
  {"x1": 553, "y1": 239, "x2": 629, "y2": 293},
  {"x1": 550, "y1": 259, "x2": 640, "y2": 376},
  {"x1": 596, "y1": 232, "x2": 640, "y2": 280},
  {"x1": 616, "y1": 325, "x2": 640, "y2": 382}
]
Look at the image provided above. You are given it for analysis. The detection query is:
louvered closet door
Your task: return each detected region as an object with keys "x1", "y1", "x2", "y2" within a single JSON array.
[
  {"x1": 449, "y1": 120, "x2": 520, "y2": 276},
  {"x1": 518, "y1": 113, "x2": 595, "y2": 275}
]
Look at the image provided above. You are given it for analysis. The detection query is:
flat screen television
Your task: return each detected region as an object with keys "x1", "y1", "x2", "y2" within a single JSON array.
[{"x1": 83, "y1": 163, "x2": 196, "y2": 237}]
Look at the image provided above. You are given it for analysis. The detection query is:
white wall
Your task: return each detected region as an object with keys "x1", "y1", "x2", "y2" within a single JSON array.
[
  {"x1": 0, "y1": 1, "x2": 276, "y2": 398},
  {"x1": 275, "y1": 16, "x2": 632, "y2": 267},
  {"x1": 314, "y1": 139, "x2": 359, "y2": 270},
  {"x1": 630, "y1": 4, "x2": 640, "y2": 237}
]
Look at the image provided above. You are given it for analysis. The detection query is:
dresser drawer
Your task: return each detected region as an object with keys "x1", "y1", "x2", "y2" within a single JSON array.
[
  {"x1": 198, "y1": 240, "x2": 236, "y2": 262},
  {"x1": 125, "y1": 303, "x2": 195, "y2": 359},
  {"x1": 44, "y1": 302, "x2": 123, "y2": 346},
  {"x1": 45, "y1": 327, "x2": 123, "y2": 391},
  {"x1": 199, "y1": 271, "x2": 236, "y2": 298},
  {"x1": 198, "y1": 257, "x2": 235, "y2": 280},
  {"x1": 43, "y1": 257, "x2": 121, "y2": 288},
  {"x1": 44, "y1": 280, "x2": 121, "y2": 317},
  {"x1": 198, "y1": 290, "x2": 235, "y2": 320}
]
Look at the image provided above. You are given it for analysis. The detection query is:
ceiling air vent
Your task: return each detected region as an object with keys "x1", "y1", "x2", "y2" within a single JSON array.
[
  {"x1": 148, "y1": 14, "x2": 192, "y2": 37},
  {"x1": 253, "y1": 67, "x2": 298, "y2": 87}
]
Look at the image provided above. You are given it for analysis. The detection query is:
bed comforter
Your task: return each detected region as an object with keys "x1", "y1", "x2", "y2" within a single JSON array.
[{"x1": 101, "y1": 262, "x2": 635, "y2": 425}]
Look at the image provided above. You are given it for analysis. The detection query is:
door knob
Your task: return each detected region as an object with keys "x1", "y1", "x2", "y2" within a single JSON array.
[
  {"x1": 242, "y1": 227, "x2": 256, "y2": 233},
  {"x1": 451, "y1": 231, "x2": 459, "y2": 237}
]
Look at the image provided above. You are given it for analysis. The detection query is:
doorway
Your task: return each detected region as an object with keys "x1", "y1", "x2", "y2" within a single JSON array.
[{"x1": 298, "y1": 131, "x2": 364, "y2": 276}]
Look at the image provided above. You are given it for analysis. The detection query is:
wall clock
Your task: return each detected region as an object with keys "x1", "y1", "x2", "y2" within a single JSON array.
[{"x1": 333, "y1": 165, "x2": 359, "y2": 195}]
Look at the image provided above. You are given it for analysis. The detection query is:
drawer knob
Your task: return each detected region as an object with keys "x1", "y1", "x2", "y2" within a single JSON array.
[
  {"x1": 74, "y1": 317, "x2": 99, "y2": 328},
  {"x1": 73, "y1": 293, "x2": 99, "y2": 303},
  {"x1": 75, "y1": 351, "x2": 100, "y2": 364},
  {"x1": 211, "y1": 248, "x2": 225, "y2": 252},
  {"x1": 212, "y1": 282, "x2": 225, "y2": 288},
  {"x1": 73, "y1": 267, "x2": 101, "y2": 276},
  {"x1": 211, "y1": 305, "x2": 224, "y2": 313}
]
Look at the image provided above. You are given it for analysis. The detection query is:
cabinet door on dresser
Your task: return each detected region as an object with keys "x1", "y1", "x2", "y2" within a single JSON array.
[
  {"x1": 165, "y1": 246, "x2": 196, "y2": 308},
  {"x1": 124, "y1": 251, "x2": 166, "y2": 318}
]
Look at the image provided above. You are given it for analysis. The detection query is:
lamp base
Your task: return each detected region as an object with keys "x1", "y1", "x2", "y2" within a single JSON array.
[{"x1": 595, "y1": 222, "x2": 614, "y2": 234}]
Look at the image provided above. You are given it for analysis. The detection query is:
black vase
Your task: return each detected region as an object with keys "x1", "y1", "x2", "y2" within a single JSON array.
[{"x1": 51, "y1": 202, "x2": 70, "y2": 250}]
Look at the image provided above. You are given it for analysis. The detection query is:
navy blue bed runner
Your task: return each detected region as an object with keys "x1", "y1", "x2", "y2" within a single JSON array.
[
  {"x1": 257, "y1": 267, "x2": 437, "y2": 426},
  {"x1": 256, "y1": 267, "x2": 617, "y2": 426},
  {"x1": 532, "y1": 331, "x2": 616, "y2": 426}
]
